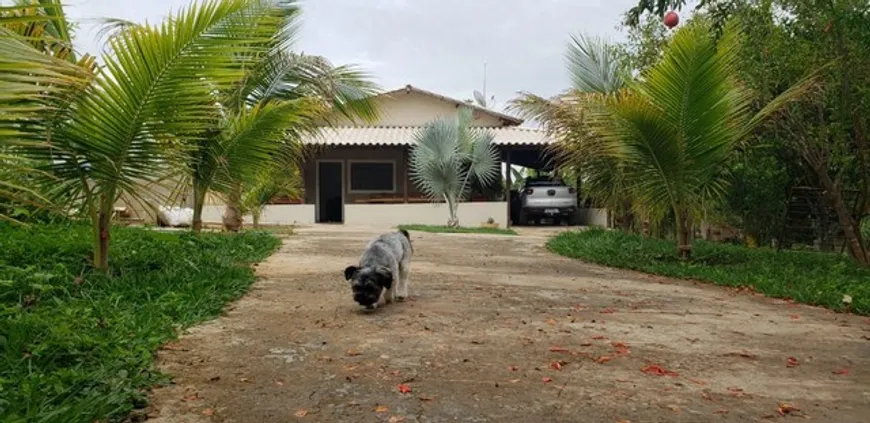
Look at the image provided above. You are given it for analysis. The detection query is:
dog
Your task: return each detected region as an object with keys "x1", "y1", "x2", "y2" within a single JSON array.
[{"x1": 344, "y1": 229, "x2": 413, "y2": 310}]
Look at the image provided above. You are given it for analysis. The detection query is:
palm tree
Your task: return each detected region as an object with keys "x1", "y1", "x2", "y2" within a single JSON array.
[
  {"x1": 212, "y1": 52, "x2": 379, "y2": 232},
  {"x1": 509, "y1": 34, "x2": 635, "y2": 230},
  {"x1": 591, "y1": 21, "x2": 818, "y2": 258},
  {"x1": 410, "y1": 107, "x2": 501, "y2": 227},
  {"x1": 4, "y1": 0, "x2": 301, "y2": 270},
  {"x1": 240, "y1": 163, "x2": 302, "y2": 228},
  {"x1": 1, "y1": 1, "x2": 97, "y2": 223}
]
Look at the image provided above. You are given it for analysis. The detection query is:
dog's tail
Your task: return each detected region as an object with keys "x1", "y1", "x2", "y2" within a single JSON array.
[{"x1": 399, "y1": 229, "x2": 410, "y2": 240}]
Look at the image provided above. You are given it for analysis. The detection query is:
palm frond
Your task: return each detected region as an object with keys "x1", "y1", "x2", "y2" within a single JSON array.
[{"x1": 566, "y1": 33, "x2": 625, "y2": 94}]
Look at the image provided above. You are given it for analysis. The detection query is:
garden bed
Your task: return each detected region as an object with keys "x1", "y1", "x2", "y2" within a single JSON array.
[
  {"x1": 0, "y1": 223, "x2": 280, "y2": 422},
  {"x1": 548, "y1": 228, "x2": 870, "y2": 315}
]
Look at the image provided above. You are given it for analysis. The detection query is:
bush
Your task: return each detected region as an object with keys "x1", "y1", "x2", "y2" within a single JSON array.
[
  {"x1": 0, "y1": 223, "x2": 280, "y2": 422},
  {"x1": 548, "y1": 228, "x2": 870, "y2": 315}
]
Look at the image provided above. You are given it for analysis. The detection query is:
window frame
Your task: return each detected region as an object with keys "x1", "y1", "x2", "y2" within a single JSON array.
[{"x1": 347, "y1": 159, "x2": 397, "y2": 194}]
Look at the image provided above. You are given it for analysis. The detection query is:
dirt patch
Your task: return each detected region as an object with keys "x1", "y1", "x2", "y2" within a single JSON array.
[{"x1": 148, "y1": 226, "x2": 870, "y2": 423}]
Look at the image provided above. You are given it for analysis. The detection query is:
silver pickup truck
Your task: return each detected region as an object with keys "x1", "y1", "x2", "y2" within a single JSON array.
[{"x1": 515, "y1": 178, "x2": 577, "y2": 225}]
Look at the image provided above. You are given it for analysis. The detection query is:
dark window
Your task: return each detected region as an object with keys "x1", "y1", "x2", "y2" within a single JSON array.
[{"x1": 349, "y1": 162, "x2": 394, "y2": 192}]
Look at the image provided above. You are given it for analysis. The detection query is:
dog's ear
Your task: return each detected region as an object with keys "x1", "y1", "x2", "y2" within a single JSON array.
[
  {"x1": 375, "y1": 266, "x2": 393, "y2": 289},
  {"x1": 344, "y1": 266, "x2": 358, "y2": 281}
]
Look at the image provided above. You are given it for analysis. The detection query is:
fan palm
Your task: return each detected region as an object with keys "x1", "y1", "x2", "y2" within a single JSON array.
[
  {"x1": 410, "y1": 107, "x2": 501, "y2": 227},
  {"x1": 5, "y1": 0, "x2": 302, "y2": 270},
  {"x1": 591, "y1": 21, "x2": 819, "y2": 258}
]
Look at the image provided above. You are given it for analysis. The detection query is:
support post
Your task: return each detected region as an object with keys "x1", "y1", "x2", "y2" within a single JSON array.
[
  {"x1": 504, "y1": 149, "x2": 512, "y2": 228},
  {"x1": 403, "y1": 147, "x2": 410, "y2": 204}
]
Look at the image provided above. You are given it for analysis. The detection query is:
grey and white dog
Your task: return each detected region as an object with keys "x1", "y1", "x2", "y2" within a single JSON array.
[{"x1": 344, "y1": 229, "x2": 413, "y2": 309}]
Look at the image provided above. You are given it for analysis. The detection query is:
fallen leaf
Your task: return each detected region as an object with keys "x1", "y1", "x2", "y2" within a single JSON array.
[
  {"x1": 641, "y1": 364, "x2": 679, "y2": 377},
  {"x1": 727, "y1": 387, "x2": 749, "y2": 398},
  {"x1": 580, "y1": 342, "x2": 593, "y2": 347},
  {"x1": 388, "y1": 416, "x2": 406, "y2": 423},
  {"x1": 611, "y1": 341, "x2": 629, "y2": 348},
  {"x1": 777, "y1": 403, "x2": 800, "y2": 416},
  {"x1": 419, "y1": 396, "x2": 435, "y2": 402},
  {"x1": 600, "y1": 308, "x2": 616, "y2": 314},
  {"x1": 391, "y1": 370, "x2": 401, "y2": 376},
  {"x1": 508, "y1": 366, "x2": 519, "y2": 371},
  {"x1": 546, "y1": 319, "x2": 557, "y2": 325},
  {"x1": 182, "y1": 392, "x2": 199, "y2": 402},
  {"x1": 295, "y1": 409, "x2": 308, "y2": 417},
  {"x1": 345, "y1": 349, "x2": 362, "y2": 357},
  {"x1": 508, "y1": 378, "x2": 521, "y2": 383},
  {"x1": 162, "y1": 343, "x2": 187, "y2": 351},
  {"x1": 375, "y1": 405, "x2": 389, "y2": 413},
  {"x1": 238, "y1": 377, "x2": 250, "y2": 383},
  {"x1": 687, "y1": 378, "x2": 707, "y2": 386},
  {"x1": 275, "y1": 380, "x2": 285, "y2": 386},
  {"x1": 790, "y1": 314, "x2": 800, "y2": 320},
  {"x1": 550, "y1": 361, "x2": 563, "y2": 370},
  {"x1": 668, "y1": 405, "x2": 681, "y2": 413},
  {"x1": 202, "y1": 408, "x2": 215, "y2": 416},
  {"x1": 542, "y1": 377, "x2": 553, "y2": 383},
  {"x1": 397, "y1": 384, "x2": 412, "y2": 394},
  {"x1": 723, "y1": 350, "x2": 757, "y2": 360},
  {"x1": 833, "y1": 368, "x2": 850, "y2": 375},
  {"x1": 714, "y1": 407, "x2": 729, "y2": 415},
  {"x1": 573, "y1": 304, "x2": 586, "y2": 311},
  {"x1": 786, "y1": 357, "x2": 799, "y2": 367},
  {"x1": 591, "y1": 335, "x2": 608, "y2": 340},
  {"x1": 549, "y1": 346, "x2": 570, "y2": 353},
  {"x1": 597, "y1": 356, "x2": 613, "y2": 364}
]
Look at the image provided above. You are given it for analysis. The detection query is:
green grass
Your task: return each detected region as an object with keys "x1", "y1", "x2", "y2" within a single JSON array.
[
  {"x1": 548, "y1": 228, "x2": 870, "y2": 315},
  {"x1": 398, "y1": 224, "x2": 517, "y2": 236},
  {"x1": 0, "y1": 222, "x2": 281, "y2": 422}
]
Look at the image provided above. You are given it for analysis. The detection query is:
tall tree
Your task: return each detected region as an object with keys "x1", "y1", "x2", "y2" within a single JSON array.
[
  {"x1": 4, "y1": 0, "x2": 302, "y2": 270},
  {"x1": 591, "y1": 20, "x2": 818, "y2": 258}
]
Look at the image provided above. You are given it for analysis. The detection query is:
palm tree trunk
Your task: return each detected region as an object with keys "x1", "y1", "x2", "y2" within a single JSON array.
[
  {"x1": 252, "y1": 208, "x2": 261, "y2": 229},
  {"x1": 817, "y1": 172, "x2": 870, "y2": 266},
  {"x1": 192, "y1": 184, "x2": 206, "y2": 233},
  {"x1": 223, "y1": 182, "x2": 243, "y2": 232},
  {"x1": 445, "y1": 195, "x2": 459, "y2": 227},
  {"x1": 92, "y1": 195, "x2": 112, "y2": 271},
  {"x1": 676, "y1": 209, "x2": 692, "y2": 260}
]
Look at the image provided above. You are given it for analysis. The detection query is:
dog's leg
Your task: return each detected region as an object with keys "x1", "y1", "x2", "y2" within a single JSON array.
[{"x1": 397, "y1": 261, "x2": 410, "y2": 301}]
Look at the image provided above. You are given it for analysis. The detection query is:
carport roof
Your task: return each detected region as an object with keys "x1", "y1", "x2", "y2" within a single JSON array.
[{"x1": 302, "y1": 126, "x2": 552, "y2": 147}]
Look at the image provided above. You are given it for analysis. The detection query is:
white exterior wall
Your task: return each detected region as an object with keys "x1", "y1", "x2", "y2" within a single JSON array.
[
  {"x1": 344, "y1": 202, "x2": 509, "y2": 228},
  {"x1": 576, "y1": 208, "x2": 609, "y2": 227},
  {"x1": 327, "y1": 90, "x2": 506, "y2": 127},
  {"x1": 199, "y1": 202, "x2": 508, "y2": 228},
  {"x1": 201, "y1": 204, "x2": 316, "y2": 226}
]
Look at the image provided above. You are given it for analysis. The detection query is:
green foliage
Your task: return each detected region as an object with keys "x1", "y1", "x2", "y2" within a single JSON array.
[
  {"x1": 549, "y1": 228, "x2": 870, "y2": 314},
  {"x1": 0, "y1": 223, "x2": 280, "y2": 422},
  {"x1": 398, "y1": 224, "x2": 516, "y2": 236},
  {"x1": 410, "y1": 108, "x2": 501, "y2": 227}
]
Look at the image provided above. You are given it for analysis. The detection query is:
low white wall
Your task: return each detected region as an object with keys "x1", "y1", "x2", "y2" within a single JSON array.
[
  {"x1": 345, "y1": 202, "x2": 508, "y2": 228},
  {"x1": 201, "y1": 204, "x2": 315, "y2": 226},
  {"x1": 576, "y1": 208, "x2": 609, "y2": 227}
]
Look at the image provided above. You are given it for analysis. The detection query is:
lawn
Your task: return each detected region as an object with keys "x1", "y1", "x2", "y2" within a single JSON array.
[
  {"x1": 398, "y1": 224, "x2": 517, "y2": 236},
  {"x1": 0, "y1": 222, "x2": 281, "y2": 422},
  {"x1": 548, "y1": 228, "x2": 870, "y2": 315}
]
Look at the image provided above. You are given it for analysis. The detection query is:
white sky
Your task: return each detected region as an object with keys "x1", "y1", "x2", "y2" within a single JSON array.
[{"x1": 65, "y1": 0, "x2": 638, "y2": 118}]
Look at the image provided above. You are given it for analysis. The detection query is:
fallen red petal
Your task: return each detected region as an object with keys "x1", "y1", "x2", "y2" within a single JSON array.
[
  {"x1": 549, "y1": 346, "x2": 570, "y2": 353},
  {"x1": 202, "y1": 408, "x2": 215, "y2": 416},
  {"x1": 542, "y1": 377, "x2": 553, "y2": 383},
  {"x1": 641, "y1": 364, "x2": 679, "y2": 377},
  {"x1": 597, "y1": 356, "x2": 613, "y2": 364},
  {"x1": 397, "y1": 384, "x2": 412, "y2": 394},
  {"x1": 777, "y1": 403, "x2": 800, "y2": 415},
  {"x1": 600, "y1": 308, "x2": 616, "y2": 314},
  {"x1": 786, "y1": 357, "x2": 799, "y2": 367},
  {"x1": 550, "y1": 362, "x2": 562, "y2": 371},
  {"x1": 833, "y1": 368, "x2": 850, "y2": 375}
]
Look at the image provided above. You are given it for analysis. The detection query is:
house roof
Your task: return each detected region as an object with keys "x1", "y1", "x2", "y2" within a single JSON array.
[
  {"x1": 303, "y1": 126, "x2": 551, "y2": 147},
  {"x1": 378, "y1": 84, "x2": 524, "y2": 126}
]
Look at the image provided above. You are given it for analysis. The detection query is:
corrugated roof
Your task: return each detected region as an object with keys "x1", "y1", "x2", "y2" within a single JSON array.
[{"x1": 303, "y1": 126, "x2": 552, "y2": 147}]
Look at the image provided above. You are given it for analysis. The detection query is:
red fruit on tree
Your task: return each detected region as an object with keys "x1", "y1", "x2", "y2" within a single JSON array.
[{"x1": 664, "y1": 11, "x2": 679, "y2": 29}]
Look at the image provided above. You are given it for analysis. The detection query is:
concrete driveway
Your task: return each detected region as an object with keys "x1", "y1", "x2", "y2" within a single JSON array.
[{"x1": 149, "y1": 225, "x2": 870, "y2": 423}]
